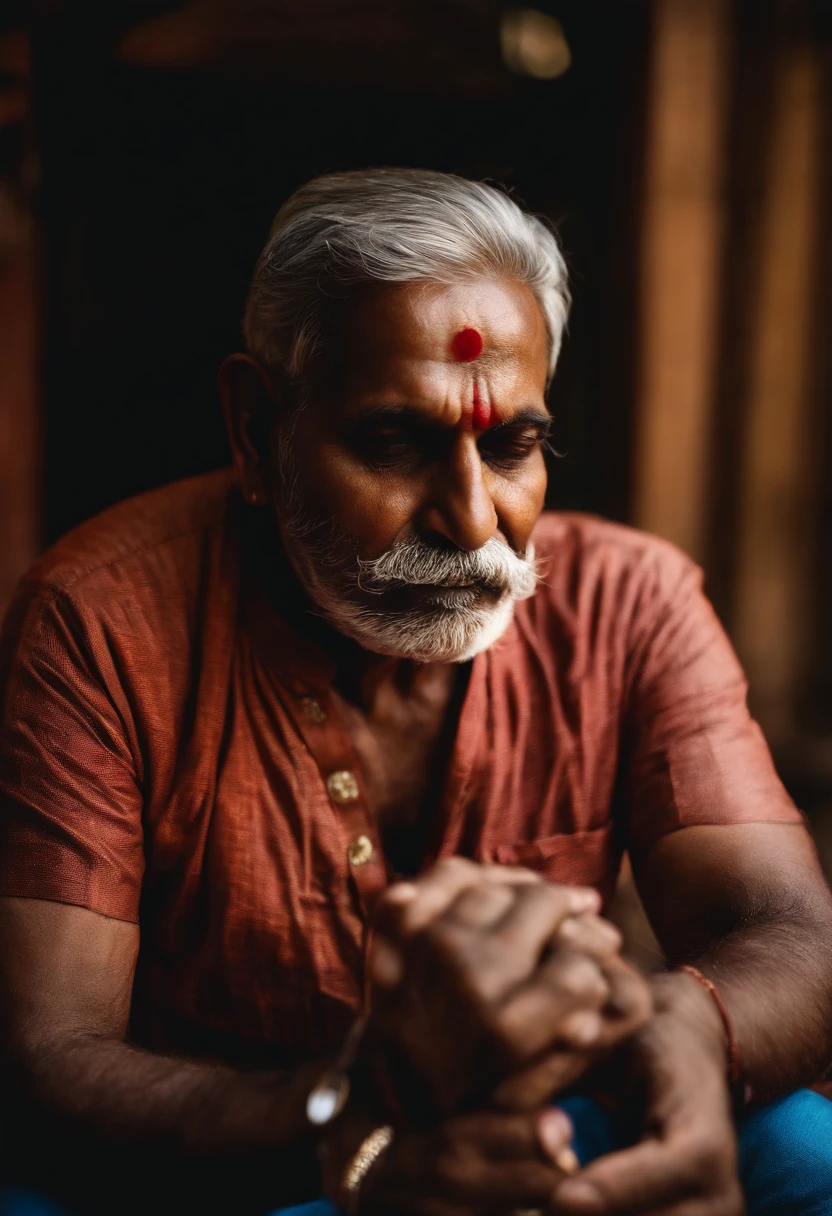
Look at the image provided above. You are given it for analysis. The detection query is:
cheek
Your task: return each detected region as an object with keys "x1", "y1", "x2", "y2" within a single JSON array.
[
  {"x1": 293, "y1": 443, "x2": 422, "y2": 555},
  {"x1": 492, "y1": 452, "x2": 547, "y2": 547}
]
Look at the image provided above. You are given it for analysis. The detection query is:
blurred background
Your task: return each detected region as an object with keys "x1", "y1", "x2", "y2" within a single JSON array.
[{"x1": 1, "y1": 0, "x2": 830, "y2": 957}]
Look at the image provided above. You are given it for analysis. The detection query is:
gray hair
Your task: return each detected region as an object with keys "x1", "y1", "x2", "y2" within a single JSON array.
[{"x1": 243, "y1": 167, "x2": 570, "y2": 387}]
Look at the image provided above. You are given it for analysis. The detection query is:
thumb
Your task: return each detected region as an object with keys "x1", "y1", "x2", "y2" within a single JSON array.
[{"x1": 551, "y1": 1138, "x2": 691, "y2": 1214}]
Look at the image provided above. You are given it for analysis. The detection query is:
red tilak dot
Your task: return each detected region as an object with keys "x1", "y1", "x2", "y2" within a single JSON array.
[{"x1": 452, "y1": 327, "x2": 483, "y2": 362}]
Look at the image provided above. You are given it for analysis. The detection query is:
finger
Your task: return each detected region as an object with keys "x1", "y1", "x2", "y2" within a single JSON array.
[
  {"x1": 413, "y1": 1113, "x2": 571, "y2": 1208},
  {"x1": 491, "y1": 1048, "x2": 594, "y2": 1111},
  {"x1": 439, "y1": 1158, "x2": 562, "y2": 1207},
  {"x1": 556, "y1": 913, "x2": 622, "y2": 959},
  {"x1": 435, "y1": 1110, "x2": 556, "y2": 1161},
  {"x1": 551, "y1": 1139, "x2": 703, "y2": 1214},
  {"x1": 443, "y1": 882, "x2": 518, "y2": 929},
  {"x1": 375, "y1": 858, "x2": 541, "y2": 942},
  {"x1": 538, "y1": 1109, "x2": 581, "y2": 1175},
  {"x1": 491, "y1": 882, "x2": 603, "y2": 960},
  {"x1": 426, "y1": 1108, "x2": 572, "y2": 1169},
  {"x1": 368, "y1": 933, "x2": 406, "y2": 988},
  {"x1": 495, "y1": 950, "x2": 610, "y2": 1062},
  {"x1": 591, "y1": 958, "x2": 653, "y2": 1050},
  {"x1": 378, "y1": 1112, "x2": 578, "y2": 1213},
  {"x1": 430, "y1": 1152, "x2": 563, "y2": 1208},
  {"x1": 425, "y1": 885, "x2": 603, "y2": 1006}
]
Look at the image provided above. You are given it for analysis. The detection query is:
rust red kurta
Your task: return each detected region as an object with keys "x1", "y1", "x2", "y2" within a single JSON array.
[{"x1": 0, "y1": 470, "x2": 800, "y2": 1067}]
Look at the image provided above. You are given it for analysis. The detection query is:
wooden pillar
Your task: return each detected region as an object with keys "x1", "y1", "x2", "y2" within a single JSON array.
[
  {"x1": 731, "y1": 42, "x2": 823, "y2": 747},
  {"x1": 633, "y1": 0, "x2": 730, "y2": 564}
]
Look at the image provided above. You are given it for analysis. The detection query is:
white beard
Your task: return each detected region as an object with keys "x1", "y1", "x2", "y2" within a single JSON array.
[{"x1": 290, "y1": 565, "x2": 521, "y2": 663}]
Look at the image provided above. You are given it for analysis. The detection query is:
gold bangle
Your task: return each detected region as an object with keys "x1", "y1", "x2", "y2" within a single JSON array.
[{"x1": 338, "y1": 1125, "x2": 394, "y2": 1215}]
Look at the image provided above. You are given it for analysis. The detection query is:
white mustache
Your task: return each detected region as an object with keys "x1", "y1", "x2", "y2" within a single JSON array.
[{"x1": 355, "y1": 535, "x2": 539, "y2": 600}]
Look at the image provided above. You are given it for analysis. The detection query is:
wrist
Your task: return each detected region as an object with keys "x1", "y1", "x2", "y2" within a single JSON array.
[
  {"x1": 337, "y1": 1124, "x2": 394, "y2": 1214},
  {"x1": 317, "y1": 1098, "x2": 383, "y2": 1203},
  {"x1": 645, "y1": 971, "x2": 727, "y2": 1072}
]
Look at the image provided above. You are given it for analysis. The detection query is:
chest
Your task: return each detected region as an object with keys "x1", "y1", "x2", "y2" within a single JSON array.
[{"x1": 331, "y1": 666, "x2": 464, "y2": 873}]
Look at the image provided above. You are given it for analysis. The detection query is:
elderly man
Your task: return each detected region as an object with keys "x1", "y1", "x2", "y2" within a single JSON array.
[{"x1": 1, "y1": 169, "x2": 832, "y2": 1216}]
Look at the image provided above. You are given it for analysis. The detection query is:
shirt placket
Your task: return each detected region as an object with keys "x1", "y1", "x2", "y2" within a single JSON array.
[{"x1": 283, "y1": 683, "x2": 389, "y2": 920}]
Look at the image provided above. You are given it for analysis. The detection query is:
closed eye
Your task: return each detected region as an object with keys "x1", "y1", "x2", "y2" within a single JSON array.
[
  {"x1": 478, "y1": 418, "x2": 551, "y2": 473},
  {"x1": 346, "y1": 416, "x2": 443, "y2": 472}
]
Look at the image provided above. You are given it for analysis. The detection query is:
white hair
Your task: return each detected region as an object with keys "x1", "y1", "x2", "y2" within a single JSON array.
[{"x1": 243, "y1": 167, "x2": 570, "y2": 385}]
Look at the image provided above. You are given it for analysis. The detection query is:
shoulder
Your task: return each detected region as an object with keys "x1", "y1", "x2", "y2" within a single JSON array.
[
  {"x1": 530, "y1": 511, "x2": 700, "y2": 598},
  {"x1": 21, "y1": 469, "x2": 238, "y2": 600},
  {"x1": 517, "y1": 512, "x2": 703, "y2": 651},
  {"x1": 1, "y1": 469, "x2": 241, "y2": 667}
]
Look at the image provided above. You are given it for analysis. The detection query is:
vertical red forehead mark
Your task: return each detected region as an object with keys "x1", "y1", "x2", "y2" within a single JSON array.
[
  {"x1": 452, "y1": 327, "x2": 483, "y2": 362},
  {"x1": 472, "y1": 382, "x2": 498, "y2": 430}
]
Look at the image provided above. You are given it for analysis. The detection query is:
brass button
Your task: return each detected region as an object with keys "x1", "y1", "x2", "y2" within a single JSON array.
[
  {"x1": 327, "y1": 770, "x2": 360, "y2": 803},
  {"x1": 301, "y1": 697, "x2": 326, "y2": 724},
  {"x1": 347, "y1": 834, "x2": 374, "y2": 867}
]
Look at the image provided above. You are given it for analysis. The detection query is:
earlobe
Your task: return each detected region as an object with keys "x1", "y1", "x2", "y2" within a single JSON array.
[{"x1": 218, "y1": 353, "x2": 282, "y2": 505}]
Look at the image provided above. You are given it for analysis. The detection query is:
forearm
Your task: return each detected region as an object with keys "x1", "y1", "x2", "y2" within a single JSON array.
[
  {"x1": 636, "y1": 824, "x2": 832, "y2": 1103},
  {"x1": 5, "y1": 1032, "x2": 323, "y2": 1210},
  {"x1": 673, "y1": 903, "x2": 832, "y2": 1100}
]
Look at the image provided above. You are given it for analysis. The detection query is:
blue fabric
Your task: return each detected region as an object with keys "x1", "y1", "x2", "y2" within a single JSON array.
[
  {"x1": 739, "y1": 1090, "x2": 832, "y2": 1215},
  {"x1": 2, "y1": 1090, "x2": 831, "y2": 1215},
  {"x1": 272, "y1": 1206, "x2": 336, "y2": 1216}
]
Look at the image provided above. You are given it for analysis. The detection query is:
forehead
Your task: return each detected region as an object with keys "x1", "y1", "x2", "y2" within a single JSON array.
[{"x1": 334, "y1": 278, "x2": 549, "y2": 405}]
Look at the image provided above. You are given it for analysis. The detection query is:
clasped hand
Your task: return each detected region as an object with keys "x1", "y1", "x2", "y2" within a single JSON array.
[
  {"x1": 349, "y1": 860, "x2": 741, "y2": 1216},
  {"x1": 368, "y1": 859, "x2": 650, "y2": 1117},
  {"x1": 344, "y1": 859, "x2": 648, "y2": 1215}
]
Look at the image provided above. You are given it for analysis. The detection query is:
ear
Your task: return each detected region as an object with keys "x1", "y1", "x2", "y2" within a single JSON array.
[{"x1": 218, "y1": 353, "x2": 284, "y2": 506}]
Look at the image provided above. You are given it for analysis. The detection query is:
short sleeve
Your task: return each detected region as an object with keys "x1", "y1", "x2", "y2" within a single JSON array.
[
  {"x1": 0, "y1": 583, "x2": 145, "y2": 921},
  {"x1": 621, "y1": 548, "x2": 803, "y2": 859}
]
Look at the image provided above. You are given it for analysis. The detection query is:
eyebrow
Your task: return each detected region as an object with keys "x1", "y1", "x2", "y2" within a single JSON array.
[
  {"x1": 344, "y1": 405, "x2": 552, "y2": 434},
  {"x1": 487, "y1": 408, "x2": 552, "y2": 437}
]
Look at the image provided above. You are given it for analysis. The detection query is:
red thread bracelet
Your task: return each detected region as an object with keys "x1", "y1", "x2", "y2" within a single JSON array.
[{"x1": 677, "y1": 964, "x2": 741, "y2": 1087}]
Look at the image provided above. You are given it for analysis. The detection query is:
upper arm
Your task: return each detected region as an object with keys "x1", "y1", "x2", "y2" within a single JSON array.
[
  {"x1": 633, "y1": 822, "x2": 832, "y2": 962},
  {"x1": 617, "y1": 549, "x2": 824, "y2": 957},
  {"x1": 620, "y1": 550, "x2": 801, "y2": 859},
  {"x1": 0, "y1": 585, "x2": 145, "y2": 921},
  {"x1": 0, "y1": 896, "x2": 139, "y2": 1053}
]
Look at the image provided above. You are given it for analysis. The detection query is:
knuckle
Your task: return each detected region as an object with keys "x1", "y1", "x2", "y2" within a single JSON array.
[
  {"x1": 607, "y1": 967, "x2": 653, "y2": 1025},
  {"x1": 486, "y1": 1007, "x2": 527, "y2": 1063},
  {"x1": 555, "y1": 954, "x2": 608, "y2": 999},
  {"x1": 561, "y1": 913, "x2": 623, "y2": 955},
  {"x1": 436, "y1": 857, "x2": 478, "y2": 882},
  {"x1": 536, "y1": 882, "x2": 574, "y2": 915},
  {"x1": 419, "y1": 919, "x2": 470, "y2": 968},
  {"x1": 489, "y1": 1005, "x2": 544, "y2": 1066},
  {"x1": 593, "y1": 915, "x2": 623, "y2": 947},
  {"x1": 491, "y1": 1028, "x2": 527, "y2": 1069},
  {"x1": 490, "y1": 862, "x2": 540, "y2": 882}
]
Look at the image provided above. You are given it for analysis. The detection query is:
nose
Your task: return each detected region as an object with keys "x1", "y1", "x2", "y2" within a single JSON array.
[{"x1": 417, "y1": 433, "x2": 498, "y2": 552}]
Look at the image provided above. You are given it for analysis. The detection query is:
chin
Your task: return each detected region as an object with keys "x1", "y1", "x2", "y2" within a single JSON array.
[{"x1": 321, "y1": 594, "x2": 518, "y2": 664}]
